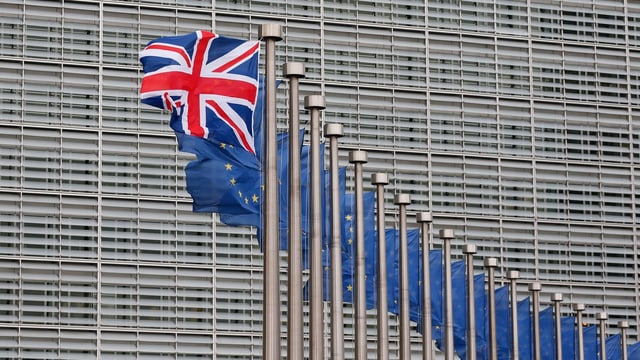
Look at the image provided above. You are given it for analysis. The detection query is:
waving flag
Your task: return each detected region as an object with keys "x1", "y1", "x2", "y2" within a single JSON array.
[{"x1": 140, "y1": 31, "x2": 260, "y2": 154}]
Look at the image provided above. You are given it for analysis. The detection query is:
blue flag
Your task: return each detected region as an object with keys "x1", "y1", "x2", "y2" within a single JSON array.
[
  {"x1": 539, "y1": 307, "x2": 555, "y2": 359},
  {"x1": 451, "y1": 260, "x2": 468, "y2": 358},
  {"x1": 385, "y1": 227, "x2": 421, "y2": 317},
  {"x1": 628, "y1": 341, "x2": 640, "y2": 359},
  {"x1": 474, "y1": 273, "x2": 488, "y2": 360},
  {"x1": 517, "y1": 297, "x2": 532, "y2": 360},
  {"x1": 583, "y1": 325, "x2": 599, "y2": 360},
  {"x1": 300, "y1": 144, "x2": 326, "y2": 270},
  {"x1": 606, "y1": 333, "x2": 621, "y2": 360},
  {"x1": 342, "y1": 192, "x2": 376, "y2": 307},
  {"x1": 494, "y1": 286, "x2": 511, "y2": 360},
  {"x1": 561, "y1": 316, "x2": 576, "y2": 360}
]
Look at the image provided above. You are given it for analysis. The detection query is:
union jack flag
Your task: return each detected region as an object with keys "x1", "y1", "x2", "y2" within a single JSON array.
[{"x1": 140, "y1": 31, "x2": 260, "y2": 154}]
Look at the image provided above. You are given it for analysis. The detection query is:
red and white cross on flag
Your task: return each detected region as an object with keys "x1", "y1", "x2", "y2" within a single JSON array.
[{"x1": 140, "y1": 30, "x2": 260, "y2": 154}]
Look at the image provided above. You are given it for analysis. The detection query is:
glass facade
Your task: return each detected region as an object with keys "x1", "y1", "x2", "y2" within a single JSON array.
[{"x1": 0, "y1": 0, "x2": 638, "y2": 358}]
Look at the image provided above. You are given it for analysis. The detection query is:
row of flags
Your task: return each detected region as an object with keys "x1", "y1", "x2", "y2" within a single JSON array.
[{"x1": 140, "y1": 30, "x2": 640, "y2": 359}]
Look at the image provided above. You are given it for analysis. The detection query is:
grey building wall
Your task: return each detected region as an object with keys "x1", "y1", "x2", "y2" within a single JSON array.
[{"x1": 0, "y1": 0, "x2": 638, "y2": 358}]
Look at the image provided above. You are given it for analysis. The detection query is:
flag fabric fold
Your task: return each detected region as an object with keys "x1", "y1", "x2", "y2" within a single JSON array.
[{"x1": 517, "y1": 297, "x2": 532, "y2": 360}]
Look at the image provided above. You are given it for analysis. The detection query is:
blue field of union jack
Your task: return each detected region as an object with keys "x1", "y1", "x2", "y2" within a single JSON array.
[{"x1": 140, "y1": 31, "x2": 260, "y2": 154}]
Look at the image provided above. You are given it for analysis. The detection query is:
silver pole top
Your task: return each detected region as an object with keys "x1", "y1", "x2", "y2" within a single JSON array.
[
  {"x1": 462, "y1": 243, "x2": 477, "y2": 254},
  {"x1": 596, "y1": 312, "x2": 608, "y2": 321},
  {"x1": 528, "y1": 281, "x2": 542, "y2": 292},
  {"x1": 439, "y1": 228, "x2": 455, "y2": 239},
  {"x1": 551, "y1": 293, "x2": 563, "y2": 302},
  {"x1": 573, "y1": 303, "x2": 585, "y2": 311},
  {"x1": 304, "y1": 95, "x2": 325, "y2": 110},
  {"x1": 618, "y1": 320, "x2": 629, "y2": 328},
  {"x1": 507, "y1": 270, "x2": 520, "y2": 280},
  {"x1": 324, "y1": 123, "x2": 344, "y2": 137},
  {"x1": 258, "y1": 23, "x2": 282, "y2": 40},
  {"x1": 393, "y1": 193, "x2": 411, "y2": 205},
  {"x1": 283, "y1": 62, "x2": 305, "y2": 78},
  {"x1": 484, "y1": 257, "x2": 498, "y2": 267},
  {"x1": 371, "y1": 172, "x2": 389, "y2": 185},
  {"x1": 416, "y1": 211, "x2": 433, "y2": 223},
  {"x1": 348, "y1": 150, "x2": 368, "y2": 163}
]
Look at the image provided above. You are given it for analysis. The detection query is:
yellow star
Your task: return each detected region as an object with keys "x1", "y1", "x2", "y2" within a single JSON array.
[
  {"x1": 261, "y1": 184, "x2": 265, "y2": 191},
  {"x1": 347, "y1": 284, "x2": 353, "y2": 292},
  {"x1": 347, "y1": 238, "x2": 353, "y2": 245},
  {"x1": 244, "y1": 197, "x2": 249, "y2": 204},
  {"x1": 225, "y1": 163, "x2": 232, "y2": 171},
  {"x1": 230, "y1": 178, "x2": 237, "y2": 185},
  {"x1": 345, "y1": 214, "x2": 352, "y2": 221},
  {"x1": 324, "y1": 266, "x2": 329, "y2": 272},
  {"x1": 349, "y1": 226, "x2": 353, "y2": 233},
  {"x1": 220, "y1": 143, "x2": 226, "y2": 149},
  {"x1": 252, "y1": 194, "x2": 259, "y2": 203},
  {"x1": 238, "y1": 191, "x2": 243, "y2": 198}
]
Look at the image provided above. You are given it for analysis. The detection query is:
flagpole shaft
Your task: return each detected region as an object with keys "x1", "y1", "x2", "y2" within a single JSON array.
[
  {"x1": 326, "y1": 123, "x2": 345, "y2": 360},
  {"x1": 440, "y1": 229, "x2": 455, "y2": 360},
  {"x1": 574, "y1": 303, "x2": 585, "y2": 360},
  {"x1": 284, "y1": 62, "x2": 305, "y2": 360},
  {"x1": 373, "y1": 173, "x2": 390, "y2": 360},
  {"x1": 306, "y1": 95, "x2": 326, "y2": 360},
  {"x1": 507, "y1": 271, "x2": 519, "y2": 360},
  {"x1": 485, "y1": 258, "x2": 498, "y2": 360},
  {"x1": 551, "y1": 293, "x2": 563, "y2": 360},
  {"x1": 463, "y1": 244, "x2": 477, "y2": 360},
  {"x1": 395, "y1": 194, "x2": 411, "y2": 360},
  {"x1": 350, "y1": 150, "x2": 368, "y2": 360},
  {"x1": 258, "y1": 24, "x2": 282, "y2": 360},
  {"x1": 528, "y1": 282, "x2": 542, "y2": 360},
  {"x1": 418, "y1": 212, "x2": 434, "y2": 360},
  {"x1": 597, "y1": 312, "x2": 608, "y2": 360},
  {"x1": 619, "y1": 321, "x2": 629, "y2": 360}
]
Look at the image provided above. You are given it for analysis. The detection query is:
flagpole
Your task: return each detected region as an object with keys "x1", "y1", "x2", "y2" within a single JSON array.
[
  {"x1": 573, "y1": 303, "x2": 585, "y2": 360},
  {"x1": 551, "y1": 293, "x2": 563, "y2": 360},
  {"x1": 440, "y1": 229, "x2": 455, "y2": 360},
  {"x1": 305, "y1": 94, "x2": 326, "y2": 360},
  {"x1": 596, "y1": 311, "x2": 608, "y2": 360},
  {"x1": 485, "y1": 257, "x2": 498, "y2": 360},
  {"x1": 395, "y1": 193, "x2": 411, "y2": 360},
  {"x1": 349, "y1": 150, "x2": 368, "y2": 360},
  {"x1": 418, "y1": 212, "x2": 434, "y2": 360},
  {"x1": 528, "y1": 282, "x2": 542, "y2": 360},
  {"x1": 507, "y1": 270, "x2": 519, "y2": 360},
  {"x1": 462, "y1": 244, "x2": 477, "y2": 360},
  {"x1": 325, "y1": 123, "x2": 345, "y2": 360},
  {"x1": 618, "y1": 320, "x2": 629, "y2": 360},
  {"x1": 258, "y1": 23, "x2": 282, "y2": 360},
  {"x1": 284, "y1": 62, "x2": 305, "y2": 360},
  {"x1": 373, "y1": 173, "x2": 390, "y2": 360}
]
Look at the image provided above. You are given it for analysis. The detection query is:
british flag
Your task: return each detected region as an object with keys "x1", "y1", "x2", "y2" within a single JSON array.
[{"x1": 140, "y1": 31, "x2": 260, "y2": 154}]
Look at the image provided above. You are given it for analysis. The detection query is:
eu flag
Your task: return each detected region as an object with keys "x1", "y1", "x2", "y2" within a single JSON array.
[{"x1": 517, "y1": 297, "x2": 532, "y2": 360}]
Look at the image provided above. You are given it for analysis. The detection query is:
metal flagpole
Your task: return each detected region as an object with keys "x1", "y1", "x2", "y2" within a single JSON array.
[
  {"x1": 305, "y1": 95, "x2": 326, "y2": 360},
  {"x1": 618, "y1": 320, "x2": 629, "y2": 360},
  {"x1": 418, "y1": 212, "x2": 434, "y2": 360},
  {"x1": 372, "y1": 173, "x2": 390, "y2": 360},
  {"x1": 463, "y1": 244, "x2": 477, "y2": 360},
  {"x1": 551, "y1": 293, "x2": 563, "y2": 360},
  {"x1": 258, "y1": 23, "x2": 282, "y2": 360},
  {"x1": 440, "y1": 229, "x2": 455, "y2": 360},
  {"x1": 528, "y1": 282, "x2": 542, "y2": 360},
  {"x1": 284, "y1": 62, "x2": 305, "y2": 360},
  {"x1": 349, "y1": 150, "x2": 368, "y2": 360},
  {"x1": 325, "y1": 123, "x2": 345, "y2": 360},
  {"x1": 596, "y1": 312, "x2": 608, "y2": 360},
  {"x1": 395, "y1": 194, "x2": 411, "y2": 360},
  {"x1": 484, "y1": 258, "x2": 498, "y2": 360},
  {"x1": 573, "y1": 303, "x2": 585, "y2": 360},
  {"x1": 507, "y1": 270, "x2": 519, "y2": 360}
]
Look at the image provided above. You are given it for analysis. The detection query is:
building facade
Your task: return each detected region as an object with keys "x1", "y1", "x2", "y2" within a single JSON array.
[{"x1": 0, "y1": 0, "x2": 638, "y2": 358}]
